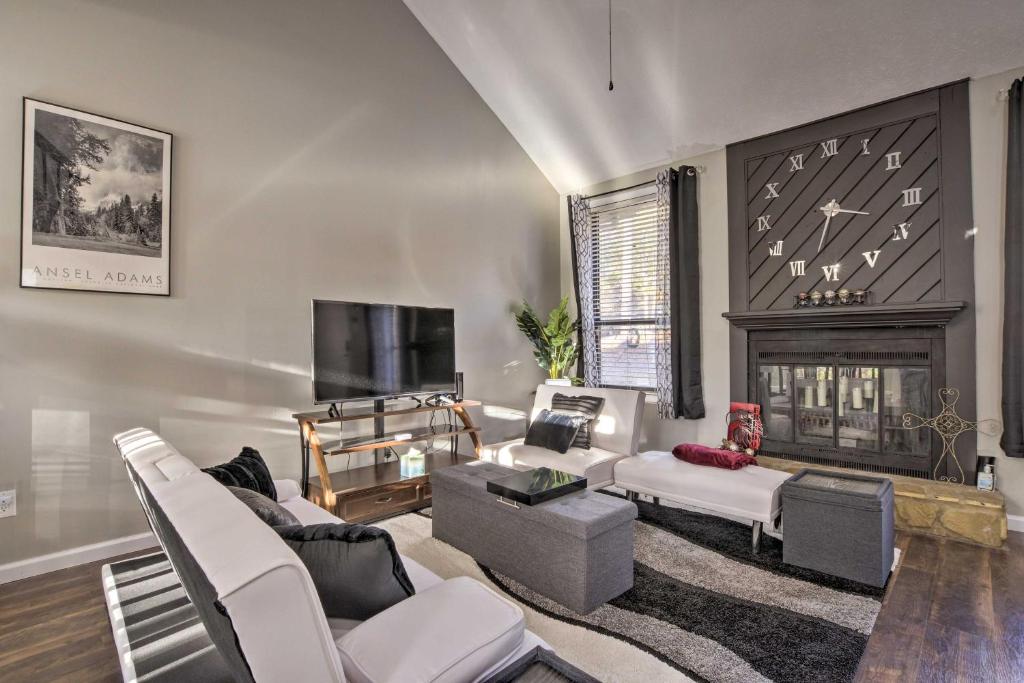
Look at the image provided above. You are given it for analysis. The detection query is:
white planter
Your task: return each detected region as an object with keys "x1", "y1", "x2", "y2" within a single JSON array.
[{"x1": 545, "y1": 378, "x2": 572, "y2": 386}]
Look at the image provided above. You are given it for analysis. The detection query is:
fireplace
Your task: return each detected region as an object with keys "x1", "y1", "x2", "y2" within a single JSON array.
[{"x1": 747, "y1": 328, "x2": 944, "y2": 479}]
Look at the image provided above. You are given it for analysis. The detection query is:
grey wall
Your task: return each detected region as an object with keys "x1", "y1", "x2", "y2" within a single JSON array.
[
  {"x1": 561, "y1": 69, "x2": 1024, "y2": 519},
  {"x1": 0, "y1": 0, "x2": 559, "y2": 565}
]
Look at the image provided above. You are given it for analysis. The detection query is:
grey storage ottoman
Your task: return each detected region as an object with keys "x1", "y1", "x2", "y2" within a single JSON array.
[
  {"x1": 431, "y1": 462, "x2": 637, "y2": 614},
  {"x1": 782, "y1": 469, "x2": 895, "y2": 587}
]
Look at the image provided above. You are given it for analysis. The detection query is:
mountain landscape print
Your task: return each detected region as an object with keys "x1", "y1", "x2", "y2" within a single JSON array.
[
  {"x1": 31, "y1": 108, "x2": 165, "y2": 257},
  {"x1": 21, "y1": 99, "x2": 171, "y2": 295}
]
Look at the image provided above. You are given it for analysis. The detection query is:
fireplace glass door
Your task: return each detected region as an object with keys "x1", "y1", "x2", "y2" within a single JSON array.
[
  {"x1": 756, "y1": 362, "x2": 932, "y2": 459},
  {"x1": 795, "y1": 366, "x2": 833, "y2": 446}
]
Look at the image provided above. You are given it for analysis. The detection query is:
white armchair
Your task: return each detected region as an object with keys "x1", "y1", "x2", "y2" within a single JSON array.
[{"x1": 481, "y1": 384, "x2": 646, "y2": 488}]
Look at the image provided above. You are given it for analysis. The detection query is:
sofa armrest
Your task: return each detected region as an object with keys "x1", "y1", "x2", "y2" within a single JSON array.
[{"x1": 336, "y1": 577, "x2": 524, "y2": 683}]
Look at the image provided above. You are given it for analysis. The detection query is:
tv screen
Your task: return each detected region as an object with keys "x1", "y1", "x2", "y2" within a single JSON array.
[{"x1": 311, "y1": 300, "x2": 456, "y2": 403}]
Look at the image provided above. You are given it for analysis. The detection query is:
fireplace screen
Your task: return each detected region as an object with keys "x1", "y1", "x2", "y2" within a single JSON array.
[{"x1": 757, "y1": 362, "x2": 933, "y2": 472}]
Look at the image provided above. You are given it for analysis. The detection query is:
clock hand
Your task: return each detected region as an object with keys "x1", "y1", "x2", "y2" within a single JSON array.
[
  {"x1": 834, "y1": 208, "x2": 870, "y2": 215},
  {"x1": 817, "y1": 212, "x2": 832, "y2": 253}
]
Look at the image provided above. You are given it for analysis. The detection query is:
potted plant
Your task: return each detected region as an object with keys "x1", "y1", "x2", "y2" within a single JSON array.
[{"x1": 513, "y1": 296, "x2": 580, "y2": 385}]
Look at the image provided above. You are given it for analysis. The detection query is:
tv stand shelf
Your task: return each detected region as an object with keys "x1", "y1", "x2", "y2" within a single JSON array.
[
  {"x1": 321, "y1": 424, "x2": 481, "y2": 456},
  {"x1": 293, "y1": 399, "x2": 483, "y2": 522}
]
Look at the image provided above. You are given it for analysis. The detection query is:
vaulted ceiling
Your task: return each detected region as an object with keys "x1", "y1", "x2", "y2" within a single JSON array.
[{"x1": 404, "y1": 0, "x2": 1024, "y2": 194}]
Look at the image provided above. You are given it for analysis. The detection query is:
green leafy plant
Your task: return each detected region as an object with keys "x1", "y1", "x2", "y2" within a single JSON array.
[{"x1": 513, "y1": 296, "x2": 580, "y2": 381}]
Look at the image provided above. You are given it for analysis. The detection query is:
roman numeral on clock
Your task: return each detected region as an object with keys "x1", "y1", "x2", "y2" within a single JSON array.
[
  {"x1": 862, "y1": 250, "x2": 881, "y2": 268},
  {"x1": 820, "y1": 139, "x2": 838, "y2": 158},
  {"x1": 768, "y1": 240, "x2": 783, "y2": 257},
  {"x1": 902, "y1": 187, "x2": 922, "y2": 206},
  {"x1": 893, "y1": 222, "x2": 911, "y2": 240},
  {"x1": 821, "y1": 263, "x2": 841, "y2": 282},
  {"x1": 886, "y1": 151, "x2": 901, "y2": 170},
  {"x1": 764, "y1": 183, "x2": 780, "y2": 199},
  {"x1": 861, "y1": 138, "x2": 871, "y2": 155},
  {"x1": 756, "y1": 215, "x2": 772, "y2": 231},
  {"x1": 789, "y1": 260, "x2": 805, "y2": 277},
  {"x1": 789, "y1": 154, "x2": 804, "y2": 171}
]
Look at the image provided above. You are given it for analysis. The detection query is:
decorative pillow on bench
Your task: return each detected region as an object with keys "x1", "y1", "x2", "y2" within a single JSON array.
[
  {"x1": 276, "y1": 523, "x2": 415, "y2": 620},
  {"x1": 524, "y1": 408, "x2": 588, "y2": 454},
  {"x1": 672, "y1": 443, "x2": 757, "y2": 470},
  {"x1": 551, "y1": 393, "x2": 605, "y2": 450},
  {"x1": 203, "y1": 446, "x2": 277, "y2": 500}
]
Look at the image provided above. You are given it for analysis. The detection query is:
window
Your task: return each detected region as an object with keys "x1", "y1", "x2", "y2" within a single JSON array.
[{"x1": 587, "y1": 183, "x2": 663, "y2": 390}]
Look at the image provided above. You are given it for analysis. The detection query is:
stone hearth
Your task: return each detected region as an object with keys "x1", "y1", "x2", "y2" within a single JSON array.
[{"x1": 759, "y1": 456, "x2": 1006, "y2": 548}]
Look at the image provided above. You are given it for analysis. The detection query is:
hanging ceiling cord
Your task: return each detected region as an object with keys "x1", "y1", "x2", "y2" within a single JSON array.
[{"x1": 608, "y1": 0, "x2": 614, "y2": 91}]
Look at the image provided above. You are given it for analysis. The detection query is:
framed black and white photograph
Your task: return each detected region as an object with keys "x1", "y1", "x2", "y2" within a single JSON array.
[{"x1": 21, "y1": 98, "x2": 171, "y2": 295}]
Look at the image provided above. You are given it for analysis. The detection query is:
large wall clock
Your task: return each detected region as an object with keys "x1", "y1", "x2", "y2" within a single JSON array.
[{"x1": 729, "y1": 81, "x2": 972, "y2": 311}]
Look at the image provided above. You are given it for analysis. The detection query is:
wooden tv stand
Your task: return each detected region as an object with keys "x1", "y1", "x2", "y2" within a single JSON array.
[{"x1": 292, "y1": 400, "x2": 482, "y2": 523}]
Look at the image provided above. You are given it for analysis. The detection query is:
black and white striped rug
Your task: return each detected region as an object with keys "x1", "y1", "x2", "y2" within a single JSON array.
[{"x1": 380, "y1": 497, "x2": 893, "y2": 683}]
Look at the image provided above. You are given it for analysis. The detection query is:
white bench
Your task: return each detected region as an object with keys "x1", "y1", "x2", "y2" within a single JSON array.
[{"x1": 613, "y1": 451, "x2": 793, "y2": 552}]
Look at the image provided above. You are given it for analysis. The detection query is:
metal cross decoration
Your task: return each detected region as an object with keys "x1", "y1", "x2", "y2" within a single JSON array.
[{"x1": 902, "y1": 387, "x2": 1001, "y2": 484}]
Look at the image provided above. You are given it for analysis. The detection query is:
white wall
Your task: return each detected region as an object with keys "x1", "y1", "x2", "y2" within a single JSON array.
[
  {"x1": 972, "y1": 66, "x2": 1024, "y2": 517},
  {"x1": 0, "y1": 0, "x2": 560, "y2": 566},
  {"x1": 561, "y1": 69, "x2": 1024, "y2": 516}
]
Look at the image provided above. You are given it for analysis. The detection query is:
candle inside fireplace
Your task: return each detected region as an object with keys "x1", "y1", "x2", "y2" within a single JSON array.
[
  {"x1": 817, "y1": 379, "x2": 828, "y2": 407},
  {"x1": 852, "y1": 386, "x2": 864, "y2": 410},
  {"x1": 864, "y1": 379, "x2": 874, "y2": 400}
]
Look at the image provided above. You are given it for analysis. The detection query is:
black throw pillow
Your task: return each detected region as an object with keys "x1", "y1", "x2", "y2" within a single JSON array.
[
  {"x1": 551, "y1": 393, "x2": 606, "y2": 450},
  {"x1": 227, "y1": 486, "x2": 300, "y2": 528},
  {"x1": 203, "y1": 447, "x2": 277, "y2": 500},
  {"x1": 276, "y1": 523, "x2": 415, "y2": 621},
  {"x1": 524, "y1": 408, "x2": 586, "y2": 454}
]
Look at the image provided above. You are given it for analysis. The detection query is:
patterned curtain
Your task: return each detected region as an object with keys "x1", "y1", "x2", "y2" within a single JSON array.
[
  {"x1": 569, "y1": 195, "x2": 600, "y2": 388},
  {"x1": 654, "y1": 170, "x2": 676, "y2": 418}
]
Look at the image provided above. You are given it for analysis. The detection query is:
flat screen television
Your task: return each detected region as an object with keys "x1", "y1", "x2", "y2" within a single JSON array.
[{"x1": 311, "y1": 300, "x2": 456, "y2": 404}]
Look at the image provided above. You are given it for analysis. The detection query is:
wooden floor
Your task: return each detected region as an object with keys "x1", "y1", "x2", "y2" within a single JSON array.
[
  {"x1": 855, "y1": 531, "x2": 1024, "y2": 682},
  {"x1": 0, "y1": 533, "x2": 1020, "y2": 682}
]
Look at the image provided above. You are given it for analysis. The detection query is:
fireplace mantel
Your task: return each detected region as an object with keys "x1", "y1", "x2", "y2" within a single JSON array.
[{"x1": 722, "y1": 301, "x2": 966, "y2": 331}]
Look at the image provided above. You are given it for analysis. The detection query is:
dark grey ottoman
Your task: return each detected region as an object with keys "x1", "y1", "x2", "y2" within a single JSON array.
[
  {"x1": 431, "y1": 462, "x2": 637, "y2": 614},
  {"x1": 782, "y1": 469, "x2": 895, "y2": 587}
]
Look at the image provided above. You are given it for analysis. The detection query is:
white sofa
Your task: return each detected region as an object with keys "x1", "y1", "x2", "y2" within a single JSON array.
[
  {"x1": 481, "y1": 384, "x2": 646, "y2": 488},
  {"x1": 483, "y1": 385, "x2": 792, "y2": 551},
  {"x1": 113, "y1": 428, "x2": 549, "y2": 683}
]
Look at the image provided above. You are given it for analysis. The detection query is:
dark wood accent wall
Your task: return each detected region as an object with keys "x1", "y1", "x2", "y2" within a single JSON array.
[{"x1": 725, "y1": 81, "x2": 977, "y2": 482}]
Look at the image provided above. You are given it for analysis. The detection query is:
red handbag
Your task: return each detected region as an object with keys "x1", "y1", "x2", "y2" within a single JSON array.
[{"x1": 726, "y1": 402, "x2": 764, "y2": 453}]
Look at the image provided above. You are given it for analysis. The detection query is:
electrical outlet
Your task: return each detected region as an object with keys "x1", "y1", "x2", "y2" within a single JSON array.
[{"x1": 0, "y1": 490, "x2": 15, "y2": 518}]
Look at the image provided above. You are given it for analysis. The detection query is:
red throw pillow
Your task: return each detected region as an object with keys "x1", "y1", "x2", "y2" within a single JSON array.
[{"x1": 672, "y1": 443, "x2": 757, "y2": 470}]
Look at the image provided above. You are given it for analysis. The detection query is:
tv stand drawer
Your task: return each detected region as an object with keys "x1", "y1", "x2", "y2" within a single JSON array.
[{"x1": 339, "y1": 482, "x2": 425, "y2": 522}]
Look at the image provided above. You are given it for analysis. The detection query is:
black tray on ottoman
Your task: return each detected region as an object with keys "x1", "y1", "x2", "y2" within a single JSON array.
[{"x1": 485, "y1": 467, "x2": 586, "y2": 506}]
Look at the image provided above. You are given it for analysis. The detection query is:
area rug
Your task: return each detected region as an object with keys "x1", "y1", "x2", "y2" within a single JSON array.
[{"x1": 376, "y1": 497, "x2": 896, "y2": 683}]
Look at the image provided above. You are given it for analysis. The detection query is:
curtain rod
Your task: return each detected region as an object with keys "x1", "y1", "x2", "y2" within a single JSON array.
[{"x1": 581, "y1": 165, "x2": 706, "y2": 200}]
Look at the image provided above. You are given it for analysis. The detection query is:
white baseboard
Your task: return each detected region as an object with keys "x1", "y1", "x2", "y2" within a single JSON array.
[
  {"x1": 0, "y1": 532, "x2": 157, "y2": 585},
  {"x1": 1008, "y1": 514, "x2": 1024, "y2": 534}
]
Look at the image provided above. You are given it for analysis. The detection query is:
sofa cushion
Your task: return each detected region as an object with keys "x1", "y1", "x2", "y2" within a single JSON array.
[
  {"x1": 228, "y1": 486, "x2": 301, "y2": 527},
  {"x1": 337, "y1": 576, "x2": 525, "y2": 683},
  {"x1": 614, "y1": 450, "x2": 792, "y2": 523},
  {"x1": 551, "y1": 393, "x2": 605, "y2": 450},
  {"x1": 202, "y1": 446, "x2": 277, "y2": 500},
  {"x1": 523, "y1": 409, "x2": 586, "y2": 454},
  {"x1": 532, "y1": 385, "x2": 645, "y2": 456},
  {"x1": 482, "y1": 439, "x2": 625, "y2": 488},
  {"x1": 277, "y1": 523, "x2": 415, "y2": 621}
]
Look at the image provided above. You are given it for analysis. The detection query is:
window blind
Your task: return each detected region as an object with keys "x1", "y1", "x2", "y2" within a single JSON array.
[{"x1": 588, "y1": 183, "x2": 662, "y2": 390}]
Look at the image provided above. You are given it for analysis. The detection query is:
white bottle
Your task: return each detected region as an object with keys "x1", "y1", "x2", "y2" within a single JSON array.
[{"x1": 977, "y1": 464, "x2": 995, "y2": 492}]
